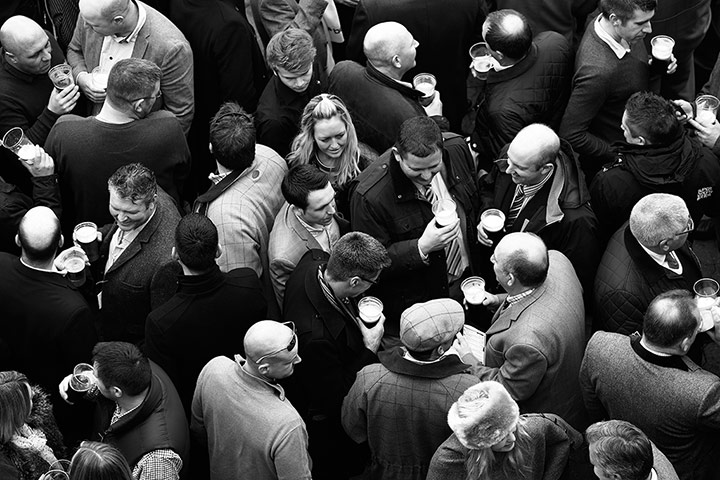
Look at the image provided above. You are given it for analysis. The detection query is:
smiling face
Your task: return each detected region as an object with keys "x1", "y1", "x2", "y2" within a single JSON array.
[
  {"x1": 108, "y1": 187, "x2": 155, "y2": 232},
  {"x1": 490, "y1": 429, "x2": 517, "y2": 453},
  {"x1": 395, "y1": 148, "x2": 443, "y2": 189},
  {"x1": 504, "y1": 142, "x2": 550, "y2": 186},
  {"x1": 313, "y1": 115, "x2": 348, "y2": 161}
]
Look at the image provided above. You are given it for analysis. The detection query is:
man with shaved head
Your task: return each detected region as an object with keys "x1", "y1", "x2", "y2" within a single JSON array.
[
  {"x1": 479, "y1": 123, "x2": 600, "y2": 297},
  {"x1": 191, "y1": 320, "x2": 311, "y2": 480},
  {"x1": 67, "y1": 0, "x2": 194, "y2": 134},
  {"x1": 328, "y1": 21, "x2": 428, "y2": 154},
  {"x1": 0, "y1": 206, "x2": 97, "y2": 445},
  {"x1": 469, "y1": 232, "x2": 587, "y2": 430},
  {"x1": 0, "y1": 15, "x2": 79, "y2": 190},
  {"x1": 468, "y1": 9, "x2": 572, "y2": 171}
]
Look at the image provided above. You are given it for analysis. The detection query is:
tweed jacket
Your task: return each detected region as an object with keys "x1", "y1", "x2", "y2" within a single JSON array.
[
  {"x1": 93, "y1": 189, "x2": 181, "y2": 343},
  {"x1": 477, "y1": 250, "x2": 587, "y2": 430},
  {"x1": 66, "y1": 0, "x2": 195, "y2": 134},
  {"x1": 342, "y1": 348, "x2": 479, "y2": 480},
  {"x1": 580, "y1": 332, "x2": 720, "y2": 480},
  {"x1": 268, "y1": 202, "x2": 346, "y2": 308}
]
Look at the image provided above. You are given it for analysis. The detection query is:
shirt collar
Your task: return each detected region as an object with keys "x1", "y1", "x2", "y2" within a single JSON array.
[
  {"x1": 113, "y1": 1, "x2": 146, "y2": 44},
  {"x1": 236, "y1": 355, "x2": 287, "y2": 400},
  {"x1": 519, "y1": 164, "x2": 554, "y2": 198},
  {"x1": 507, "y1": 288, "x2": 535, "y2": 305},
  {"x1": 294, "y1": 209, "x2": 325, "y2": 234},
  {"x1": 594, "y1": 14, "x2": 631, "y2": 59},
  {"x1": 20, "y1": 258, "x2": 60, "y2": 273}
]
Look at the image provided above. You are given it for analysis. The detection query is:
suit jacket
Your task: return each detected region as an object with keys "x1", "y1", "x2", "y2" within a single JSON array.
[
  {"x1": 93, "y1": 189, "x2": 181, "y2": 344},
  {"x1": 477, "y1": 250, "x2": 587, "y2": 430},
  {"x1": 580, "y1": 332, "x2": 720, "y2": 480},
  {"x1": 268, "y1": 202, "x2": 345, "y2": 308},
  {"x1": 66, "y1": 1, "x2": 195, "y2": 134}
]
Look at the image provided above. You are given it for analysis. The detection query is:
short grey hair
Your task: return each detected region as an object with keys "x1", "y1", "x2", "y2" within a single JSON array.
[{"x1": 629, "y1": 193, "x2": 688, "y2": 247}]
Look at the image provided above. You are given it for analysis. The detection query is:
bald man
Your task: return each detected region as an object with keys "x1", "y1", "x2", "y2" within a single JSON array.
[
  {"x1": 469, "y1": 232, "x2": 587, "y2": 430},
  {"x1": 66, "y1": 0, "x2": 194, "y2": 134},
  {"x1": 469, "y1": 9, "x2": 572, "y2": 171},
  {"x1": 191, "y1": 321, "x2": 311, "y2": 480},
  {"x1": 0, "y1": 16, "x2": 79, "y2": 190},
  {"x1": 328, "y1": 21, "x2": 428, "y2": 154},
  {"x1": 0, "y1": 206, "x2": 97, "y2": 445},
  {"x1": 478, "y1": 123, "x2": 600, "y2": 298}
]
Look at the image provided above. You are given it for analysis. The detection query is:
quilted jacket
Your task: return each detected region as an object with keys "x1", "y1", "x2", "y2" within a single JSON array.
[{"x1": 594, "y1": 224, "x2": 702, "y2": 334}]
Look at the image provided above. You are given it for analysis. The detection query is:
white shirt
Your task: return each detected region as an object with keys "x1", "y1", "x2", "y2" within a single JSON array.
[
  {"x1": 594, "y1": 14, "x2": 631, "y2": 59},
  {"x1": 99, "y1": 2, "x2": 147, "y2": 73},
  {"x1": 639, "y1": 244, "x2": 683, "y2": 275}
]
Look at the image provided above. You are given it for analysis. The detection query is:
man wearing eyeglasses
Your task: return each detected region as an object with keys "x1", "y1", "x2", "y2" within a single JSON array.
[
  {"x1": 595, "y1": 193, "x2": 702, "y2": 337},
  {"x1": 45, "y1": 57, "x2": 189, "y2": 242},
  {"x1": 282, "y1": 231, "x2": 391, "y2": 480},
  {"x1": 191, "y1": 320, "x2": 311, "y2": 480}
]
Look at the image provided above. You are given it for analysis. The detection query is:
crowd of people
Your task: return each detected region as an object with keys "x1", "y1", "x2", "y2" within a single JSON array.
[{"x1": 2, "y1": 0, "x2": 720, "y2": 479}]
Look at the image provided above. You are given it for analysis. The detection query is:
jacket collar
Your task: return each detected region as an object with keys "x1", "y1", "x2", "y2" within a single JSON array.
[
  {"x1": 285, "y1": 204, "x2": 324, "y2": 250},
  {"x1": 623, "y1": 225, "x2": 699, "y2": 283},
  {"x1": 379, "y1": 347, "x2": 472, "y2": 379},
  {"x1": 365, "y1": 61, "x2": 423, "y2": 101},
  {"x1": 486, "y1": 282, "x2": 547, "y2": 336},
  {"x1": 176, "y1": 265, "x2": 224, "y2": 294},
  {"x1": 630, "y1": 334, "x2": 690, "y2": 371},
  {"x1": 487, "y1": 42, "x2": 539, "y2": 85},
  {"x1": 103, "y1": 372, "x2": 162, "y2": 436},
  {"x1": 104, "y1": 206, "x2": 163, "y2": 275},
  {"x1": 303, "y1": 254, "x2": 355, "y2": 341},
  {"x1": 616, "y1": 133, "x2": 699, "y2": 187}
]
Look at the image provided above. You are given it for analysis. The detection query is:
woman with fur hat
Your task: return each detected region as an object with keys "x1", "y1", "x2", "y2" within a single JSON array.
[
  {"x1": 427, "y1": 381, "x2": 582, "y2": 480},
  {"x1": 0, "y1": 371, "x2": 66, "y2": 480}
]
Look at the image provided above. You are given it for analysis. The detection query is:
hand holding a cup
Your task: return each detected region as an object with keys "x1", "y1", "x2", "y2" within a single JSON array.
[
  {"x1": 418, "y1": 216, "x2": 460, "y2": 256},
  {"x1": 355, "y1": 310, "x2": 385, "y2": 353},
  {"x1": 17, "y1": 145, "x2": 54, "y2": 174},
  {"x1": 48, "y1": 83, "x2": 80, "y2": 115},
  {"x1": 77, "y1": 71, "x2": 107, "y2": 103},
  {"x1": 688, "y1": 117, "x2": 720, "y2": 149},
  {"x1": 54, "y1": 246, "x2": 90, "y2": 272},
  {"x1": 422, "y1": 89, "x2": 443, "y2": 117}
]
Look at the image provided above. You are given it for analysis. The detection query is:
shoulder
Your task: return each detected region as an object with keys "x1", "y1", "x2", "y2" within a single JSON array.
[
  {"x1": 353, "y1": 152, "x2": 393, "y2": 197},
  {"x1": 142, "y1": 3, "x2": 188, "y2": 41},
  {"x1": 198, "y1": 355, "x2": 236, "y2": 380},
  {"x1": 254, "y1": 144, "x2": 289, "y2": 173}
]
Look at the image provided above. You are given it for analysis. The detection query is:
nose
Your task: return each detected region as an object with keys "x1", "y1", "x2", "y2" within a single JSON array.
[
  {"x1": 507, "y1": 431, "x2": 516, "y2": 443},
  {"x1": 294, "y1": 354, "x2": 302, "y2": 364},
  {"x1": 420, "y1": 170, "x2": 433, "y2": 181},
  {"x1": 505, "y1": 163, "x2": 515, "y2": 175},
  {"x1": 42, "y1": 48, "x2": 51, "y2": 62},
  {"x1": 293, "y1": 78, "x2": 305, "y2": 88},
  {"x1": 643, "y1": 23, "x2": 652, "y2": 34},
  {"x1": 328, "y1": 201, "x2": 337, "y2": 215}
]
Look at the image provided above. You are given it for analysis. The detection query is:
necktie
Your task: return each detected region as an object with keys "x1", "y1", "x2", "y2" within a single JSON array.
[
  {"x1": 666, "y1": 252, "x2": 680, "y2": 270},
  {"x1": 506, "y1": 185, "x2": 525, "y2": 228},
  {"x1": 424, "y1": 186, "x2": 466, "y2": 277}
]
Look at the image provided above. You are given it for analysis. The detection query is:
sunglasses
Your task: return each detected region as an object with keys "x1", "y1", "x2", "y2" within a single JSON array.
[{"x1": 254, "y1": 321, "x2": 297, "y2": 364}]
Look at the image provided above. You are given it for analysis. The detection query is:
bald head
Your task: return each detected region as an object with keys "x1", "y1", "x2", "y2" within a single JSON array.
[
  {"x1": 494, "y1": 232, "x2": 548, "y2": 290},
  {"x1": 483, "y1": 9, "x2": 533, "y2": 60},
  {"x1": 244, "y1": 321, "x2": 294, "y2": 362},
  {"x1": 511, "y1": 124, "x2": 560, "y2": 169},
  {"x1": 79, "y1": 0, "x2": 135, "y2": 37},
  {"x1": 17, "y1": 207, "x2": 62, "y2": 264},
  {"x1": 363, "y1": 22, "x2": 416, "y2": 75},
  {"x1": 0, "y1": 16, "x2": 52, "y2": 75}
]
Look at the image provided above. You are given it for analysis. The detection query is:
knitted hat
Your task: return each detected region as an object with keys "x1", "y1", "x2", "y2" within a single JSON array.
[
  {"x1": 400, "y1": 298, "x2": 464, "y2": 352},
  {"x1": 447, "y1": 381, "x2": 520, "y2": 449}
]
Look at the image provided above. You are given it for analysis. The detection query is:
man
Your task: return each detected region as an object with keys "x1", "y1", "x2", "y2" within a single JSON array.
[
  {"x1": 586, "y1": 420, "x2": 680, "y2": 480},
  {"x1": 62, "y1": 341, "x2": 190, "y2": 479},
  {"x1": 67, "y1": 0, "x2": 194, "y2": 134},
  {"x1": 580, "y1": 290, "x2": 720, "y2": 480},
  {"x1": 46, "y1": 58, "x2": 189, "y2": 239},
  {"x1": 474, "y1": 232, "x2": 587, "y2": 430},
  {"x1": 351, "y1": 116, "x2": 481, "y2": 336},
  {"x1": 469, "y1": 10, "x2": 573, "y2": 170},
  {"x1": 0, "y1": 206, "x2": 97, "y2": 445},
  {"x1": 0, "y1": 146, "x2": 61, "y2": 254},
  {"x1": 591, "y1": 92, "x2": 720, "y2": 237},
  {"x1": 344, "y1": 0, "x2": 485, "y2": 132},
  {"x1": 269, "y1": 164, "x2": 343, "y2": 308},
  {"x1": 328, "y1": 22, "x2": 428, "y2": 154},
  {"x1": 191, "y1": 321, "x2": 311, "y2": 480},
  {"x1": 478, "y1": 123, "x2": 600, "y2": 302},
  {"x1": 256, "y1": 28, "x2": 325, "y2": 158},
  {"x1": 675, "y1": 51, "x2": 720, "y2": 157},
  {"x1": 193, "y1": 102, "x2": 287, "y2": 313},
  {"x1": 145, "y1": 214, "x2": 267, "y2": 416},
  {"x1": 560, "y1": 0, "x2": 668, "y2": 177},
  {"x1": 168, "y1": 0, "x2": 267, "y2": 198},
  {"x1": 282, "y1": 232, "x2": 390, "y2": 479},
  {"x1": 91, "y1": 163, "x2": 181, "y2": 344},
  {"x1": 342, "y1": 298, "x2": 480, "y2": 480},
  {"x1": 0, "y1": 15, "x2": 79, "y2": 190},
  {"x1": 594, "y1": 194, "x2": 701, "y2": 335},
  {"x1": 494, "y1": 0, "x2": 597, "y2": 46}
]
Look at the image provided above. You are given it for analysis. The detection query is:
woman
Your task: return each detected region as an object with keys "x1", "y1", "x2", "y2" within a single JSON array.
[
  {"x1": 69, "y1": 442, "x2": 133, "y2": 480},
  {"x1": 287, "y1": 93, "x2": 375, "y2": 217},
  {"x1": 427, "y1": 381, "x2": 582, "y2": 480},
  {"x1": 0, "y1": 371, "x2": 66, "y2": 480}
]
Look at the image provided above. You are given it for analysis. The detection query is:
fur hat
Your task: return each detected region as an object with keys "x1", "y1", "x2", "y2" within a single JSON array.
[
  {"x1": 400, "y1": 298, "x2": 464, "y2": 352},
  {"x1": 447, "y1": 381, "x2": 519, "y2": 449}
]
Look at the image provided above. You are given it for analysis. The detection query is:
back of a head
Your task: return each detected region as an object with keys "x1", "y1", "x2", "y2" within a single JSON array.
[
  {"x1": 92, "y1": 342, "x2": 152, "y2": 396},
  {"x1": 483, "y1": 10, "x2": 533, "y2": 60},
  {"x1": 511, "y1": 124, "x2": 560, "y2": 168},
  {"x1": 624, "y1": 92, "x2": 682, "y2": 146},
  {"x1": 106, "y1": 58, "x2": 161, "y2": 110},
  {"x1": 629, "y1": 193, "x2": 688, "y2": 247},
  {"x1": 497, "y1": 232, "x2": 549, "y2": 288},
  {"x1": 281, "y1": 164, "x2": 329, "y2": 209},
  {"x1": 326, "y1": 232, "x2": 390, "y2": 282},
  {"x1": 243, "y1": 320, "x2": 291, "y2": 361},
  {"x1": 108, "y1": 163, "x2": 157, "y2": 206},
  {"x1": 642, "y1": 290, "x2": 699, "y2": 349},
  {"x1": 209, "y1": 102, "x2": 256, "y2": 172},
  {"x1": 586, "y1": 420, "x2": 653, "y2": 480},
  {"x1": 599, "y1": 0, "x2": 657, "y2": 21},
  {"x1": 396, "y1": 116, "x2": 443, "y2": 158},
  {"x1": 70, "y1": 441, "x2": 134, "y2": 480},
  {"x1": 175, "y1": 213, "x2": 218, "y2": 271},
  {"x1": 363, "y1": 21, "x2": 406, "y2": 67},
  {"x1": 266, "y1": 28, "x2": 316, "y2": 73},
  {"x1": 17, "y1": 206, "x2": 61, "y2": 264},
  {"x1": 0, "y1": 371, "x2": 30, "y2": 444}
]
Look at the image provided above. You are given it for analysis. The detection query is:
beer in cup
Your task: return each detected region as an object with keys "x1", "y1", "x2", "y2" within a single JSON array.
[
  {"x1": 74, "y1": 222, "x2": 100, "y2": 262},
  {"x1": 67, "y1": 363, "x2": 97, "y2": 404},
  {"x1": 48, "y1": 64, "x2": 74, "y2": 90},
  {"x1": 695, "y1": 95, "x2": 720, "y2": 125},
  {"x1": 480, "y1": 209, "x2": 506, "y2": 245},
  {"x1": 1, "y1": 127, "x2": 35, "y2": 162},
  {"x1": 461, "y1": 276, "x2": 486, "y2": 305},
  {"x1": 432, "y1": 198, "x2": 459, "y2": 228},
  {"x1": 650, "y1": 35, "x2": 674, "y2": 75},
  {"x1": 694, "y1": 278, "x2": 719, "y2": 332},
  {"x1": 469, "y1": 42, "x2": 494, "y2": 80},
  {"x1": 358, "y1": 296, "x2": 383, "y2": 327},
  {"x1": 63, "y1": 249, "x2": 87, "y2": 287},
  {"x1": 413, "y1": 73, "x2": 437, "y2": 107}
]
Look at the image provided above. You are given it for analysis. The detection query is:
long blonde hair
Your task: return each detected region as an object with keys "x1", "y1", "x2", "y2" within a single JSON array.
[
  {"x1": 463, "y1": 418, "x2": 531, "y2": 480},
  {"x1": 287, "y1": 94, "x2": 360, "y2": 187}
]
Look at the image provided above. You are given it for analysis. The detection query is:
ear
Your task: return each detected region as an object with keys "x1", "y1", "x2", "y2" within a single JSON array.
[
  {"x1": 58, "y1": 234, "x2": 64, "y2": 249},
  {"x1": 635, "y1": 135, "x2": 647, "y2": 146},
  {"x1": 391, "y1": 54, "x2": 402, "y2": 69},
  {"x1": 109, "y1": 386, "x2": 123, "y2": 399},
  {"x1": 506, "y1": 272, "x2": 515, "y2": 287},
  {"x1": 609, "y1": 13, "x2": 620, "y2": 26},
  {"x1": 15, "y1": 234, "x2": 20, "y2": 248},
  {"x1": 112, "y1": 15, "x2": 124, "y2": 25},
  {"x1": 539, "y1": 163, "x2": 553, "y2": 175},
  {"x1": 436, "y1": 344, "x2": 445, "y2": 356},
  {"x1": 658, "y1": 238, "x2": 671, "y2": 252},
  {"x1": 5, "y1": 51, "x2": 17, "y2": 64},
  {"x1": 258, "y1": 363, "x2": 270, "y2": 376},
  {"x1": 349, "y1": 276, "x2": 362, "y2": 288},
  {"x1": 215, "y1": 244, "x2": 222, "y2": 259},
  {"x1": 208, "y1": 142, "x2": 214, "y2": 154},
  {"x1": 171, "y1": 247, "x2": 179, "y2": 261}
]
